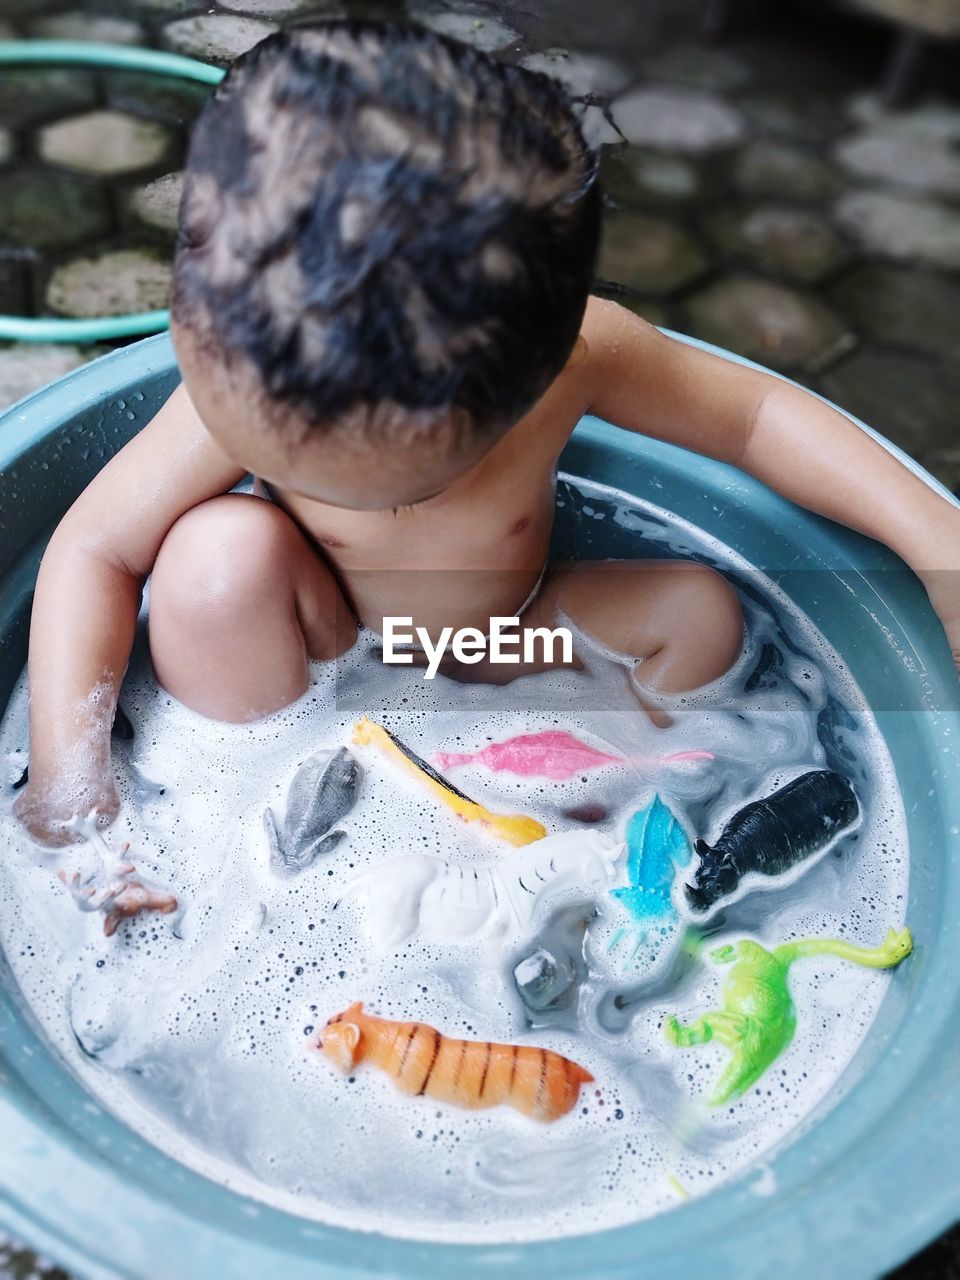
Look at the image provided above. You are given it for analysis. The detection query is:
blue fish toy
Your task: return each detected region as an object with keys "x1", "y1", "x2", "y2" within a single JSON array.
[
  {"x1": 604, "y1": 795, "x2": 693, "y2": 969},
  {"x1": 611, "y1": 795, "x2": 693, "y2": 922}
]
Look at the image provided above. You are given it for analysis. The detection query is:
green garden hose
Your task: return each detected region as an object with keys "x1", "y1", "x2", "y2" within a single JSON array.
[{"x1": 0, "y1": 41, "x2": 225, "y2": 343}]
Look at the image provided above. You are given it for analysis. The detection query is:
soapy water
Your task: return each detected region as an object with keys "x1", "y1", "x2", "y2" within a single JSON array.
[{"x1": 0, "y1": 477, "x2": 908, "y2": 1243}]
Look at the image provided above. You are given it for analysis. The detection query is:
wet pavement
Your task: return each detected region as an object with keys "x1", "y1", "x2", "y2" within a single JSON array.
[{"x1": 0, "y1": 0, "x2": 957, "y2": 1275}]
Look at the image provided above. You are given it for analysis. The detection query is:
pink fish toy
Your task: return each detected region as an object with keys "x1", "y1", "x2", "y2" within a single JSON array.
[{"x1": 433, "y1": 731, "x2": 713, "y2": 782}]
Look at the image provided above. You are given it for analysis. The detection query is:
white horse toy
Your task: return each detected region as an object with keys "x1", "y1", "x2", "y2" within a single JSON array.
[{"x1": 343, "y1": 829, "x2": 622, "y2": 949}]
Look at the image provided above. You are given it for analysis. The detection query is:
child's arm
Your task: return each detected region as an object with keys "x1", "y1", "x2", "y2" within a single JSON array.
[
  {"x1": 582, "y1": 299, "x2": 960, "y2": 670},
  {"x1": 15, "y1": 385, "x2": 245, "y2": 846}
]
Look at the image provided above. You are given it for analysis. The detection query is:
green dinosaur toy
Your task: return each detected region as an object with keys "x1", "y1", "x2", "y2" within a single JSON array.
[{"x1": 664, "y1": 927, "x2": 912, "y2": 1106}]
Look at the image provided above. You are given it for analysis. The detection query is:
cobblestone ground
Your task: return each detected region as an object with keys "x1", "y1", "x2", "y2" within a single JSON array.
[
  {"x1": 0, "y1": 0, "x2": 957, "y2": 1276},
  {"x1": 0, "y1": 0, "x2": 957, "y2": 492}
]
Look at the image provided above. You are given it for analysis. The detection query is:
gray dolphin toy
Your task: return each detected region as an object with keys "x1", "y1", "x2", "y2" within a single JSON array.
[{"x1": 263, "y1": 747, "x2": 361, "y2": 876}]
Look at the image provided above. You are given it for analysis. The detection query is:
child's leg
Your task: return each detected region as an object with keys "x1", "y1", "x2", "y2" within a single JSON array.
[
  {"x1": 417, "y1": 560, "x2": 741, "y2": 701},
  {"x1": 149, "y1": 494, "x2": 356, "y2": 722},
  {"x1": 528, "y1": 560, "x2": 743, "y2": 694}
]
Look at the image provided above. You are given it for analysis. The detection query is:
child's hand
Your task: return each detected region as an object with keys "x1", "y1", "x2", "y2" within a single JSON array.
[{"x1": 13, "y1": 774, "x2": 119, "y2": 848}]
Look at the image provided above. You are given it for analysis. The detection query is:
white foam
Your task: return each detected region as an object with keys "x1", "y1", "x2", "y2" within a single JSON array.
[{"x1": 0, "y1": 478, "x2": 909, "y2": 1243}]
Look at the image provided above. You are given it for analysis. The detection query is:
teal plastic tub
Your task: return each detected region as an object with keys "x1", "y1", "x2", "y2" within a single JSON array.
[{"x1": 1, "y1": 334, "x2": 958, "y2": 1279}]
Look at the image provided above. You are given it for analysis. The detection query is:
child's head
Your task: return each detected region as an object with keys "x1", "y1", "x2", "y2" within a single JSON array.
[{"x1": 172, "y1": 20, "x2": 600, "y2": 509}]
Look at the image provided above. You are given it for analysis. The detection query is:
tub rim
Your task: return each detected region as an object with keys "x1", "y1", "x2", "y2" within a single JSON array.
[{"x1": 1, "y1": 331, "x2": 958, "y2": 1280}]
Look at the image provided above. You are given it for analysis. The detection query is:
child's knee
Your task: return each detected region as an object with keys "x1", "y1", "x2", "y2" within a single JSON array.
[
  {"x1": 149, "y1": 495, "x2": 322, "y2": 720},
  {"x1": 681, "y1": 565, "x2": 742, "y2": 651},
  {"x1": 668, "y1": 565, "x2": 743, "y2": 684},
  {"x1": 151, "y1": 495, "x2": 296, "y2": 623}
]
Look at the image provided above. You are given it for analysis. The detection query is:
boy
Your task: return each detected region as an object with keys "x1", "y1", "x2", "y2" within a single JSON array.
[{"x1": 16, "y1": 21, "x2": 960, "y2": 846}]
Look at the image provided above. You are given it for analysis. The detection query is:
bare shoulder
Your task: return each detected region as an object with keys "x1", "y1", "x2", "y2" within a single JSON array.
[
  {"x1": 143, "y1": 381, "x2": 221, "y2": 445},
  {"x1": 579, "y1": 296, "x2": 670, "y2": 388},
  {"x1": 115, "y1": 381, "x2": 241, "y2": 478},
  {"x1": 505, "y1": 299, "x2": 654, "y2": 450},
  {"x1": 581, "y1": 294, "x2": 661, "y2": 345},
  {"x1": 83, "y1": 380, "x2": 244, "y2": 510},
  {"x1": 56, "y1": 381, "x2": 245, "y2": 575}
]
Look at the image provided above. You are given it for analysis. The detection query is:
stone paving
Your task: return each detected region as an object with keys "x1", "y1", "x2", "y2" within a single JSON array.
[
  {"x1": 0, "y1": 0, "x2": 954, "y2": 495},
  {"x1": 0, "y1": 1, "x2": 957, "y2": 1274}
]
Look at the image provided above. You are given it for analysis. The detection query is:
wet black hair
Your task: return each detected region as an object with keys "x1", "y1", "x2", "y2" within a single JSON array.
[{"x1": 172, "y1": 19, "x2": 600, "y2": 443}]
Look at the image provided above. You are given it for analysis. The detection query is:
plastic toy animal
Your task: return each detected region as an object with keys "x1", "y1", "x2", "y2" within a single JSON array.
[
  {"x1": 596, "y1": 795, "x2": 692, "y2": 971},
  {"x1": 514, "y1": 945, "x2": 579, "y2": 1014},
  {"x1": 434, "y1": 730, "x2": 712, "y2": 780},
  {"x1": 344, "y1": 829, "x2": 620, "y2": 949},
  {"x1": 664, "y1": 927, "x2": 912, "y2": 1105},
  {"x1": 59, "y1": 862, "x2": 179, "y2": 937},
  {"x1": 58, "y1": 814, "x2": 179, "y2": 937},
  {"x1": 434, "y1": 730, "x2": 621, "y2": 780},
  {"x1": 685, "y1": 770, "x2": 859, "y2": 913},
  {"x1": 352, "y1": 716, "x2": 546, "y2": 845},
  {"x1": 612, "y1": 795, "x2": 692, "y2": 923},
  {"x1": 315, "y1": 1002, "x2": 593, "y2": 1120},
  {"x1": 263, "y1": 747, "x2": 361, "y2": 876}
]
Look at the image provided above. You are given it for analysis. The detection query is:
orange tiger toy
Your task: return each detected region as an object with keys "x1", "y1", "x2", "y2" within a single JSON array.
[{"x1": 314, "y1": 1002, "x2": 593, "y2": 1122}]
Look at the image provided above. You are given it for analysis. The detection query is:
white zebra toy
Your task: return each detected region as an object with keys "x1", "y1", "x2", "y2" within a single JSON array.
[{"x1": 343, "y1": 829, "x2": 622, "y2": 949}]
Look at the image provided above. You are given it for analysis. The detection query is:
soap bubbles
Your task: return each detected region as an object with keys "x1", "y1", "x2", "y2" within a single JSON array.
[{"x1": 0, "y1": 478, "x2": 908, "y2": 1243}]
